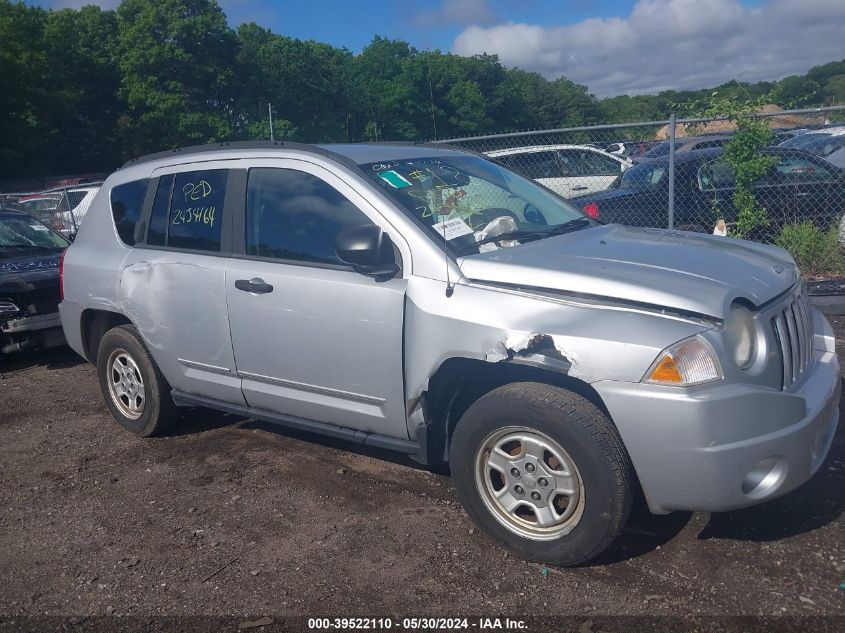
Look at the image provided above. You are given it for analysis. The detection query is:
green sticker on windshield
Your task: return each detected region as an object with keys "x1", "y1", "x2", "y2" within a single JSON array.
[{"x1": 378, "y1": 170, "x2": 412, "y2": 189}]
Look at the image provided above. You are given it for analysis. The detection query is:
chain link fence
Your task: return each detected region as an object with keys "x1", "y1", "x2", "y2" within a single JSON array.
[{"x1": 432, "y1": 106, "x2": 845, "y2": 249}]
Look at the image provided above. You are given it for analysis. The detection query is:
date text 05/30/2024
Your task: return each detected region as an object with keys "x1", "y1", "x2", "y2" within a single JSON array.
[{"x1": 307, "y1": 618, "x2": 528, "y2": 630}]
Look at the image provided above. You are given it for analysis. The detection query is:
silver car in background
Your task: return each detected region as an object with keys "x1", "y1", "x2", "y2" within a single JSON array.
[{"x1": 59, "y1": 141, "x2": 840, "y2": 565}]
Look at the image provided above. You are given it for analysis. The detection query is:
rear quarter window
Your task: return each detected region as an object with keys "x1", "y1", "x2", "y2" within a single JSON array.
[{"x1": 110, "y1": 179, "x2": 148, "y2": 245}]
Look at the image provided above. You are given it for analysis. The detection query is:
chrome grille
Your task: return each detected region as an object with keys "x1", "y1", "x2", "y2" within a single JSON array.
[{"x1": 771, "y1": 292, "x2": 814, "y2": 390}]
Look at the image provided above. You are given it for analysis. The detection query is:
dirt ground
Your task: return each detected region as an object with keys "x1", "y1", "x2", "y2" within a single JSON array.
[{"x1": 1, "y1": 318, "x2": 844, "y2": 627}]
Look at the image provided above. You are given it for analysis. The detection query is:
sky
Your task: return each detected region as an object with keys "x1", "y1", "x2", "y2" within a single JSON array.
[{"x1": 29, "y1": 0, "x2": 845, "y2": 97}]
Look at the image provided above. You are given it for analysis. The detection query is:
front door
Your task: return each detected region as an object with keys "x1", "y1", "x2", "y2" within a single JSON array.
[{"x1": 225, "y1": 161, "x2": 409, "y2": 438}]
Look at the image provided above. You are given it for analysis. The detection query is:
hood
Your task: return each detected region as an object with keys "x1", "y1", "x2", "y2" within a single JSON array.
[
  {"x1": 0, "y1": 251, "x2": 62, "y2": 294},
  {"x1": 457, "y1": 224, "x2": 798, "y2": 319}
]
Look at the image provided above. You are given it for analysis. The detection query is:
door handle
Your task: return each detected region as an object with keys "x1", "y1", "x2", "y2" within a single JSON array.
[
  {"x1": 795, "y1": 192, "x2": 810, "y2": 197},
  {"x1": 235, "y1": 278, "x2": 274, "y2": 294},
  {"x1": 571, "y1": 185, "x2": 588, "y2": 191}
]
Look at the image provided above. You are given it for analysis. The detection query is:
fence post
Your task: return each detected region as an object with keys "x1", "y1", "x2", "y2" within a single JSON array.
[{"x1": 668, "y1": 113, "x2": 675, "y2": 230}]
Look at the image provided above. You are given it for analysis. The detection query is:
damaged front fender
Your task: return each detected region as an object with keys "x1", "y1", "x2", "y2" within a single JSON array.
[{"x1": 404, "y1": 276, "x2": 712, "y2": 440}]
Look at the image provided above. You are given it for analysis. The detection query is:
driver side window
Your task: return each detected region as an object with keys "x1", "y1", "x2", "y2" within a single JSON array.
[
  {"x1": 698, "y1": 160, "x2": 735, "y2": 191},
  {"x1": 245, "y1": 168, "x2": 373, "y2": 266}
]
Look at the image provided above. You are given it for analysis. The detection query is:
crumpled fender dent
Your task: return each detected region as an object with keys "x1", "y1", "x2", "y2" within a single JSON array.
[{"x1": 404, "y1": 276, "x2": 712, "y2": 436}]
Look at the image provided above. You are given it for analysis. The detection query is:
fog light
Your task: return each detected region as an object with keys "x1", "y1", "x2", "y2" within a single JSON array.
[{"x1": 741, "y1": 456, "x2": 786, "y2": 498}]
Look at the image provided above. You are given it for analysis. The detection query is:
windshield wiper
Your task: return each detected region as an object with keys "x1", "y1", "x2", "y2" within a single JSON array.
[
  {"x1": 457, "y1": 217, "x2": 593, "y2": 255},
  {"x1": 544, "y1": 218, "x2": 593, "y2": 234},
  {"x1": 458, "y1": 229, "x2": 550, "y2": 254}
]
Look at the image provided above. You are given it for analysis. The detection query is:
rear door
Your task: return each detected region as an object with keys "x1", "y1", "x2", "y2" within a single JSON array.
[
  {"x1": 696, "y1": 158, "x2": 738, "y2": 231},
  {"x1": 772, "y1": 153, "x2": 842, "y2": 229},
  {"x1": 121, "y1": 163, "x2": 245, "y2": 405},
  {"x1": 224, "y1": 159, "x2": 409, "y2": 438},
  {"x1": 559, "y1": 148, "x2": 626, "y2": 196}
]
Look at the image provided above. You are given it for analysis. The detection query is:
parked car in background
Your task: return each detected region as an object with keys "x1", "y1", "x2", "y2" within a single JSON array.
[
  {"x1": 486, "y1": 144, "x2": 631, "y2": 198},
  {"x1": 772, "y1": 128, "x2": 809, "y2": 143},
  {"x1": 635, "y1": 134, "x2": 733, "y2": 162},
  {"x1": 12, "y1": 182, "x2": 102, "y2": 239},
  {"x1": 779, "y1": 126, "x2": 845, "y2": 148},
  {"x1": 54, "y1": 183, "x2": 102, "y2": 238},
  {"x1": 606, "y1": 140, "x2": 661, "y2": 159},
  {"x1": 572, "y1": 147, "x2": 845, "y2": 239},
  {"x1": 0, "y1": 210, "x2": 68, "y2": 354},
  {"x1": 60, "y1": 141, "x2": 839, "y2": 566},
  {"x1": 0, "y1": 197, "x2": 26, "y2": 212},
  {"x1": 779, "y1": 127, "x2": 845, "y2": 169},
  {"x1": 17, "y1": 192, "x2": 63, "y2": 219}
]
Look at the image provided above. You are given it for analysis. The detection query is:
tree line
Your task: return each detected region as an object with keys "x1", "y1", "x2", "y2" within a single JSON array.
[{"x1": 2, "y1": 0, "x2": 844, "y2": 180}]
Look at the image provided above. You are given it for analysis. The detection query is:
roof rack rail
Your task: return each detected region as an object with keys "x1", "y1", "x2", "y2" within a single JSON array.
[
  {"x1": 121, "y1": 139, "x2": 480, "y2": 171},
  {"x1": 121, "y1": 140, "x2": 326, "y2": 168}
]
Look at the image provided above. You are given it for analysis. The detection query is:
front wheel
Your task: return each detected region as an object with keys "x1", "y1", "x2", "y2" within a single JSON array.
[{"x1": 450, "y1": 382, "x2": 634, "y2": 566}]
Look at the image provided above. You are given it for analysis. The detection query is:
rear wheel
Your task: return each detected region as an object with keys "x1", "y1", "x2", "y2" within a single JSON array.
[
  {"x1": 97, "y1": 324, "x2": 178, "y2": 437},
  {"x1": 450, "y1": 382, "x2": 634, "y2": 565}
]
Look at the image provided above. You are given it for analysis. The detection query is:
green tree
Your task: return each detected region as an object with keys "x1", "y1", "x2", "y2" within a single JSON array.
[
  {"x1": 41, "y1": 6, "x2": 122, "y2": 172},
  {"x1": 823, "y1": 75, "x2": 845, "y2": 105},
  {"x1": 116, "y1": 0, "x2": 238, "y2": 155},
  {"x1": 599, "y1": 95, "x2": 662, "y2": 123},
  {"x1": 0, "y1": 1, "x2": 48, "y2": 178},
  {"x1": 234, "y1": 23, "x2": 350, "y2": 142},
  {"x1": 776, "y1": 75, "x2": 822, "y2": 107},
  {"x1": 351, "y1": 37, "x2": 421, "y2": 141}
]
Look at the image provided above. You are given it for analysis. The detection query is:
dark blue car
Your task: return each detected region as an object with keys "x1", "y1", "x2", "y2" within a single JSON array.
[
  {"x1": 0, "y1": 210, "x2": 69, "y2": 355},
  {"x1": 572, "y1": 147, "x2": 845, "y2": 239}
]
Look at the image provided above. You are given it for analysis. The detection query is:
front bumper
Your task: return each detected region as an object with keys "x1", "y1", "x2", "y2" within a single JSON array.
[
  {"x1": 594, "y1": 311, "x2": 840, "y2": 514},
  {"x1": 1, "y1": 312, "x2": 65, "y2": 354}
]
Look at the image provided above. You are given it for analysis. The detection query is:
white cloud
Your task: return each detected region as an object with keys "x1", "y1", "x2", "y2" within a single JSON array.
[
  {"x1": 415, "y1": 0, "x2": 498, "y2": 28},
  {"x1": 452, "y1": 0, "x2": 845, "y2": 96}
]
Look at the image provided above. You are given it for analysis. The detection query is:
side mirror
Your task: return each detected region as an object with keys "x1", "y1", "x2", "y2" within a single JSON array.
[{"x1": 335, "y1": 225, "x2": 398, "y2": 278}]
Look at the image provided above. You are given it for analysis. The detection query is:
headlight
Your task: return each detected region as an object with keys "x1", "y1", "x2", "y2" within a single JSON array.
[
  {"x1": 725, "y1": 303, "x2": 757, "y2": 370},
  {"x1": 643, "y1": 335, "x2": 723, "y2": 386}
]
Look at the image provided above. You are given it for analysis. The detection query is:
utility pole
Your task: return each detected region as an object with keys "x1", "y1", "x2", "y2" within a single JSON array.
[{"x1": 268, "y1": 102, "x2": 274, "y2": 141}]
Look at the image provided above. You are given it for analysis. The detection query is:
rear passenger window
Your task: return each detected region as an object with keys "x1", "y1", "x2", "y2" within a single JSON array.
[
  {"x1": 110, "y1": 179, "x2": 148, "y2": 245},
  {"x1": 167, "y1": 170, "x2": 227, "y2": 252},
  {"x1": 246, "y1": 168, "x2": 372, "y2": 265},
  {"x1": 499, "y1": 152, "x2": 561, "y2": 179}
]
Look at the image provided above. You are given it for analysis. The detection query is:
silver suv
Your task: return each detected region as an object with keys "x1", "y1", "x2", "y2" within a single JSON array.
[{"x1": 59, "y1": 141, "x2": 840, "y2": 565}]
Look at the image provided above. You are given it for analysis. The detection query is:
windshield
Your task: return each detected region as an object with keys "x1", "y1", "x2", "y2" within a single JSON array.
[
  {"x1": 787, "y1": 135, "x2": 845, "y2": 158},
  {"x1": 620, "y1": 162, "x2": 668, "y2": 190},
  {"x1": 780, "y1": 132, "x2": 836, "y2": 150},
  {"x1": 0, "y1": 215, "x2": 68, "y2": 256},
  {"x1": 360, "y1": 155, "x2": 592, "y2": 256},
  {"x1": 18, "y1": 194, "x2": 62, "y2": 213}
]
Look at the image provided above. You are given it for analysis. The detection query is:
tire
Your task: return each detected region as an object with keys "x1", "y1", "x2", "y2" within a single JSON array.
[
  {"x1": 450, "y1": 382, "x2": 634, "y2": 566},
  {"x1": 96, "y1": 324, "x2": 178, "y2": 437}
]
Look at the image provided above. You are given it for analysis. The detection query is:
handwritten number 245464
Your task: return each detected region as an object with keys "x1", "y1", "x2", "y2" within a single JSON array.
[{"x1": 172, "y1": 206, "x2": 215, "y2": 227}]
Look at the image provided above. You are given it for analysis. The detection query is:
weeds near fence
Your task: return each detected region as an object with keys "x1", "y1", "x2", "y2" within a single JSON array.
[{"x1": 775, "y1": 222, "x2": 845, "y2": 276}]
